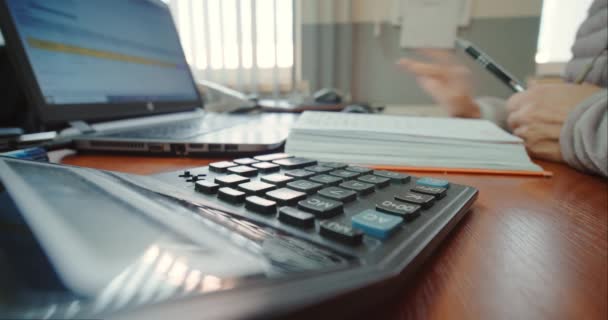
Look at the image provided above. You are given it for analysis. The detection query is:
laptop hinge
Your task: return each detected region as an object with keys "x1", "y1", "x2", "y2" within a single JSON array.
[{"x1": 68, "y1": 121, "x2": 96, "y2": 134}]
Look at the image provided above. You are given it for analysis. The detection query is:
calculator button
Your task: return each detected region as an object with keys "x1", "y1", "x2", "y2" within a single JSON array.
[
  {"x1": 254, "y1": 153, "x2": 292, "y2": 162},
  {"x1": 305, "y1": 165, "x2": 333, "y2": 174},
  {"x1": 218, "y1": 187, "x2": 246, "y2": 203},
  {"x1": 251, "y1": 162, "x2": 280, "y2": 173},
  {"x1": 329, "y1": 170, "x2": 360, "y2": 180},
  {"x1": 194, "y1": 180, "x2": 219, "y2": 194},
  {"x1": 261, "y1": 174, "x2": 294, "y2": 186},
  {"x1": 357, "y1": 175, "x2": 390, "y2": 188},
  {"x1": 318, "y1": 162, "x2": 348, "y2": 169},
  {"x1": 233, "y1": 158, "x2": 259, "y2": 165},
  {"x1": 245, "y1": 196, "x2": 277, "y2": 214},
  {"x1": 272, "y1": 157, "x2": 317, "y2": 169},
  {"x1": 395, "y1": 192, "x2": 435, "y2": 209},
  {"x1": 298, "y1": 196, "x2": 343, "y2": 219},
  {"x1": 214, "y1": 174, "x2": 250, "y2": 187},
  {"x1": 411, "y1": 185, "x2": 447, "y2": 199},
  {"x1": 416, "y1": 177, "x2": 450, "y2": 189},
  {"x1": 376, "y1": 200, "x2": 421, "y2": 221},
  {"x1": 339, "y1": 180, "x2": 375, "y2": 195},
  {"x1": 352, "y1": 210, "x2": 403, "y2": 240},
  {"x1": 319, "y1": 221, "x2": 363, "y2": 245},
  {"x1": 345, "y1": 166, "x2": 373, "y2": 174},
  {"x1": 286, "y1": 180, "x2": 323, "y2": 194},
  {"x1": 318, "y1": 187, "x2": 357, "y2": 202},
  {"x1": 227, "y1": 165, "x2": 258, "y2": 177},
  {"x1": 285, "y1": 169, "x2": 316, "y2": 179},
  {"x1": 310, "y1": 174, "x2": 343, "y2": 186},
  {"x1": 373, "y1": 171, "x2": 411, "y2": 183},
  {"x1": 278, "y1": 207, "x2": 315, "y2": 228},
  {"x1": 209, "y1": 161, "x2": 237, "y2": 173},
  {"x1": 265, "y1": 188, "x2": 307, "y2": 206},
  {"x1": 237, "y1": 181, "x2": 276, "y2": 195},
  {"x1": 178, "y1": 170, "x2": 192, "y2": 178}
]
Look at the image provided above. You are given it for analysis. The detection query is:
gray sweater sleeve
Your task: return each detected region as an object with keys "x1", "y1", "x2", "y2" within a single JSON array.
[{"x1": 560, "y1": 91, "x2": 608, "y2": 177}]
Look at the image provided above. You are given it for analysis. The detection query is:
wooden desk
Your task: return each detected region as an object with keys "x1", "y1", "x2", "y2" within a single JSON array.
[{"x1": 58, "y1": 152, "x2": 608, "y2": 320}]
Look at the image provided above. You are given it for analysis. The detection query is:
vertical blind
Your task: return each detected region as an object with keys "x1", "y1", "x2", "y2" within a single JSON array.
[{"x1": 166, "y1": 0, "x2": 296, "y2": 95}]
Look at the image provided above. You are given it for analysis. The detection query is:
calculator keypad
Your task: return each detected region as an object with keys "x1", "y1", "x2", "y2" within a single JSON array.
[{"x1": 190, "y1": 155, "x2": 459, "y2": 246}]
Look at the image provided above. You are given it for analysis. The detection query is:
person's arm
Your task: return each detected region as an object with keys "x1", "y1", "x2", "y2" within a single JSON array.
[{"x1": 560, "y1": 91, "x2": 608, "y2": 177}]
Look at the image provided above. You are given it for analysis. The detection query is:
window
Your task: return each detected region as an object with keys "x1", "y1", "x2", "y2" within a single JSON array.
[
  {"x1": 535, "y1": 0, "x2": 594, "y2": 75},
  {"x1": 165, "y1": 0, "x2": 295, "y2": 94}
]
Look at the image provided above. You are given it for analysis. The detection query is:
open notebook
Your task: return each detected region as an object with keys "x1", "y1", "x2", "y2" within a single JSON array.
[{"x1": 285, "y1": 112, "x2": 549, "y2": 176}]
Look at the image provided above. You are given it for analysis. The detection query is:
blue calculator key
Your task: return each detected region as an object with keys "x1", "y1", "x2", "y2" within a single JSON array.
[
  {"x1": 416, "y1": 177, "x2": 450, "y2": 189},
  {"x1": 351, "y1": 210, "x2": 403, "y2": 240}
]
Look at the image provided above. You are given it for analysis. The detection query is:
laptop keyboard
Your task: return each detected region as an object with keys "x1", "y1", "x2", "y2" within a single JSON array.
[
  {"x1": 107, "y1": 115, "x2": 247, "y2": 139},
  {"x1": 159, "y1": 153, "x2": 477, "y2": 251}
]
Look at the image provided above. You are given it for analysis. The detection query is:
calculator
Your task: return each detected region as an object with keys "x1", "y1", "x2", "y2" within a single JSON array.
[{"x1": 0, "y1": 154, "x2": 477, "y2": 319}]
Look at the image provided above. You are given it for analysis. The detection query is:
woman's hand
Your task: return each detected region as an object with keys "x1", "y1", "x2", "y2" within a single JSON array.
[
  {"x1": 505, "y1": 83, "x2": 603, "y2": 162},
  {"x1": 397, "y1": 50, "x2": 481, "y2": 118}
]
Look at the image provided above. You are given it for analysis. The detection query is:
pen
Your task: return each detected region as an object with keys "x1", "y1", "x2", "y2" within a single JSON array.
[{"x1": 456, "y1": 39, "x2": 526, "y2": 93}]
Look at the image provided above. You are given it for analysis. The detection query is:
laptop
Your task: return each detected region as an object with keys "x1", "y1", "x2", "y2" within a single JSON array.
[{"x1": 0, "y1": 0, "x2": 296, "y2": 156}]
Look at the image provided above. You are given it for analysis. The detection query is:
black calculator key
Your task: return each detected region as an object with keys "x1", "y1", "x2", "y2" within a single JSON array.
[
  {"x1": 395, "y1": 192, "x2": 435, "y2": 209},
  {"x1": 286, "y1": 180, "x2": 323, "y2": 194},
  {"x1": 319, "y1": 221, "x2": 363, "y2": 245},
  {"x1": 345, "y1": 166, "x2": 373, "y2": 174},
  {"x1": 245, "y1": 196, "x2": 277, "y2": 214},
  {"x1": 305, "y1": 165, "x2": 333, "y2": 174},
  {"x1": 357, "y1": 175, "x2": 390, "y2": 188},
  {"x1": 237, "y1": 181, "x2": 276, "y2": 195},
  {"x1": 310, "y1": 174, "x2": 343, "y2": 186},
  {"x1": 218, "y1": 187, "x2": 246, "y2": 203},
  {"x1": 373, "y1": 170, "x2": 411, "y2": 183},
  {"x1": 376, "y1": 199, "x2": 421, "y2": 221},
  {"x1": 254, "y1": 153, "x2": 292, "y2": 162},
  {"x1": 318, "y1": 162, "x2": 348, "y2": 169},
  {"x1": 298, "y1": 196, "x2": 343, "y2": 219},
  {"x1": 215, "y1": 174, "x2": 250, "y2": 187},
  {"x1": 329, "y1": 170, "x2": 360, "y2": 180},
  {"x1": 261, "y1": 174, "x2": 294, "y2": 186},
  {"x1": 209, "y1": 161, "x2": 237, "y2": 173},
  {"x1": 285, "y1": 169, "x2": 316, "y2": 179},
  {"x1": 251, "y1": 162, "x2": 280, "y2": 173},
  {"x1": 233, "y1": 158, "x2": 258, "y2": 165},
  {"x1": 273, "y1": 157, "x2": 317, "y2": 169},
  {"x1": 227, "y1": 165, "x2": 258, "y2": 177},
  {"x1": 318, "y1": 187, "x2": 357, "y2": 202},
  {"x1": 195, "y1": 180, "x2": 219, "y2": 194},
  {"x1": 265, "y1": 188, "x2": 307, "y2": 206},
  {"x1": 278, "y1": 207, "x2": 315, "y2": 228},
  {"x1": 411, "y1": 185, "x2": 447, "y2": 199},
  {"x1": 339, "y1": 180, "x2": 375, "y2": 195}
]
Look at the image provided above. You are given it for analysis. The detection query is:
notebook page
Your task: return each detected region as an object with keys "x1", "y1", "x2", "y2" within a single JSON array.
[{"x1": 294, "y1": 112, "x2": 522, "y2": 143}]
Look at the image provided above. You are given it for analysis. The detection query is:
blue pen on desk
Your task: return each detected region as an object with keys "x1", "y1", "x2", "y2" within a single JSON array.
[
  {"x1": 456, "y1": 39, "x2": 526, "y2": 93},
  {"x1": 1, "y1": 147, "x2": 49, "y2": 162}
]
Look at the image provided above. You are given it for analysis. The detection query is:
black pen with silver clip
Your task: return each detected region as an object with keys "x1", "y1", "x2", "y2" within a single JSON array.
[{"x1": 456, "y1": 38, "x2": 526, "y2": 93}]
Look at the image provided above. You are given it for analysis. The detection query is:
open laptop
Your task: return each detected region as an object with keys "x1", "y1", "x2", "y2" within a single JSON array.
[{"x1": 0, "y1": 0, "x2": 296, "y2": 156}]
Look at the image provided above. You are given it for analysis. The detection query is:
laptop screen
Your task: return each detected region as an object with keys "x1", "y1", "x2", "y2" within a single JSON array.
[{"x1": 2, "y1": 0, "x2": 199, "y2": 119}]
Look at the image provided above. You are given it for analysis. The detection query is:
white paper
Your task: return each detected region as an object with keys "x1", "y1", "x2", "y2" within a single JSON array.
[
  {"x1": 292, "y1": 112, "x2": 523, "y2": 143},
  {"x1": 459, "y1": 0, "x2": 473, "y2": 27},
  {"x1": 399, "y1": 0, "x2": 461, "y2": 48}
]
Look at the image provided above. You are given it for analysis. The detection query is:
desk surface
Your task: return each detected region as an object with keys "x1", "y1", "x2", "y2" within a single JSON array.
[{"x1": 58, "y1": 152, "x2": 607, "y2": 320}]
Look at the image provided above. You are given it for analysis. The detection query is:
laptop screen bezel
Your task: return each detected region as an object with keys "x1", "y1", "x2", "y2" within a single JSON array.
[{"x1": 0, "y1": 0, "x2": 203, "y2": 126}]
